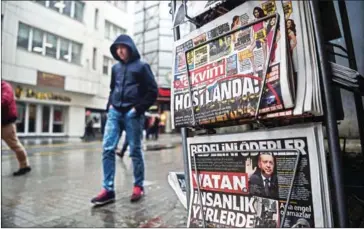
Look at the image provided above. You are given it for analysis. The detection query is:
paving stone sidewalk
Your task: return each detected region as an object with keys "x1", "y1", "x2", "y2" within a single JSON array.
[{"x1": 1, "y1": 139, "x2": 187, "y2": 228}]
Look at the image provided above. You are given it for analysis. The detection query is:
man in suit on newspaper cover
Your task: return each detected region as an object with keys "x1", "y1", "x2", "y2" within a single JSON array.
[{"x1": 249, "y1": 153, "x2": 279, "y2": 199}]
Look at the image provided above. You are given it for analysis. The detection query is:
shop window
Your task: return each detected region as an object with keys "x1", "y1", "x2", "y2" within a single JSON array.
[
  {"x1": 42, "y1": 105, "x2": 51, "y2": 133},
  {"x1": 28, "y1": 104, "x2": 37, "y2": 133},
  {"x1": 53, "y1": 106, "x2": 64, "y2": 133},
  {"x1": 17, "y1": 23, "x2": 30, "y2": 50},
  {"x1": 16, "y1": 102, "x2": 26, "y2": 133}
]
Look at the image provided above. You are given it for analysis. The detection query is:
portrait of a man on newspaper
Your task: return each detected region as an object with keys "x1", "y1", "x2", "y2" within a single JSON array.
[{"x1": 247, "y1": 153, "x2": 279, "y2": 199}]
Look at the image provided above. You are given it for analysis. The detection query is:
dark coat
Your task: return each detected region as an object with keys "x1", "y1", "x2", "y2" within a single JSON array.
[
  {"x1": 107, "y1": 34, "x2": 158, "y2": 114},
  {"x1": 1, "y1": 81, "x2": 17, "y2": 125},
  {"x1": 249, "y1": 169, "x2": 279, "y2": 199}
]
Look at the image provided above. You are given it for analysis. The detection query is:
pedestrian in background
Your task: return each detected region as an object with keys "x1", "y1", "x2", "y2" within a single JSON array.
[
  {"x1": 1, "y1": 80, "x2": 31, "y2": 176},
  {"x1": 91, "y1": 34, "x2": 158, "y2": 205},
  {"x1": 100, "y1": 112, "x2": 107, "y2": 137}
]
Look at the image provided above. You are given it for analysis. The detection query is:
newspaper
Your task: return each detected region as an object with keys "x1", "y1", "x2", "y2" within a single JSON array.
[
  {"x1": 186, "y1": 123, "x2": 330, "y2": 228},
  {"x1": 168, "y1": 172, "x2": 188, "y2": 209},
  {"x1": 283, "y1": 1, "x2": 306, "y2": 116},
  {"x1": 171, "y1": 0, "x2": 293, "y2": 129}
]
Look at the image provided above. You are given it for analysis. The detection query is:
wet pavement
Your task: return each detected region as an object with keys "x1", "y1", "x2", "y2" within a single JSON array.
[{"x1": 1, "y1": 135, "x2": 188, "y2": 228}]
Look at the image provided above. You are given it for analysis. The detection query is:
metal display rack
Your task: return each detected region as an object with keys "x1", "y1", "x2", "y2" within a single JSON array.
[{"x1": 170, "y1": 0, "x2": 363, "y2": 227}]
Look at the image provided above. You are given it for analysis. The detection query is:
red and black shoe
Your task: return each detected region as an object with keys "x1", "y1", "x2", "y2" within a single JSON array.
[
  {"x1": 130, "y1": 186, "x2": 144, "y2": 202},
  {"x1": 91, "y1": 189, "x2": 115, "y2": 205}
]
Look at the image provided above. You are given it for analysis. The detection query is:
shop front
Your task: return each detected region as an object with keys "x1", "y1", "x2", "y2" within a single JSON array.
[{"x1": 14, "y1": 85, "x2": 70, "y2": 137}]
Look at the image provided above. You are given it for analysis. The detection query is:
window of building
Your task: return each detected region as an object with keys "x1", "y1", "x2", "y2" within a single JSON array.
[
  {"x1": 34, "y1": 0, "x2": 46, "y2": 6},
  {"x1": 17, "y1": 23, "x2": 30, "y2": 49},
  {"x1": 103, "y1": 56, "x2": 115, "y2": 75},
  {"x1": 92, "y1": 47, "x2": 97, "y2": 70},
  {"x1": 16, "y1": 102, "x2": 26, "y2": 133},
  {"x1": 60, "y1": 38, "x2": 70, "y2": 62},
  {"x1": 49, "y1": 0, "x2": 59, "y2": 12},
  {"x1": 17, "y1": 22, "x2": 83, "y2": 65},
  {"x1": 45, "y1": 33, "x2": 57, "y2": 58},
  {"x1": 107, "y1": 0, "x2": 127, "y2": 11},
  {"x1": 71, "y1": 42, "x2": 82, "y2": 64},
  {"x1": 33, "y1": 0, "x2": 84, "y2": 22},
  {"x1": 63, "y1": 1, "x2": 72, "y2": 17},
  {"x1": 53, "y1": 106, "x2": 64, "y2": 133},
  {"x1": 104, "y1": 20, "x2": 126, "y2": 40},
  {"x1": 105, "y1": 21, "x2": 111, "y2": 39},
  {"x1": 32, "y1": 28, "x2": 44, "y2": 53},
  {"x1": 74, "y1": 1, "x2": 85, "y2": 22},
  {"x1": 94, "y1": 8, "x2": 99, "y2": 30}
]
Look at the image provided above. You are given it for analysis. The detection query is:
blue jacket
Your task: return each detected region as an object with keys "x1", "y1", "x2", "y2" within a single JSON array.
[{"x1": 107, "y1": 35, "x2": 158, "y2": 114}]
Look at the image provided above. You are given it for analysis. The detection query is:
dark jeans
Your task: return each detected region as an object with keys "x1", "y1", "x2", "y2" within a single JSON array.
[{"x1": 102, "y1": 107, "x2": 145, "y2": 191}]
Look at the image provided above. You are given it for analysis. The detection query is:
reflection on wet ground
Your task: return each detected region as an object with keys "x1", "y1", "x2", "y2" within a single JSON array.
[{"x1": 2, "y1": 138, "x2": 187, "y2": 228}]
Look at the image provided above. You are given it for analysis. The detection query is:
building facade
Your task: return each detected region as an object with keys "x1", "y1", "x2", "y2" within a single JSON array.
[
  {"x1": 133, "y1": 1, "x2": 194, "y2": 133},
  {"x1": 1, "y1": 0, "x2": 134, "y2": 137}
]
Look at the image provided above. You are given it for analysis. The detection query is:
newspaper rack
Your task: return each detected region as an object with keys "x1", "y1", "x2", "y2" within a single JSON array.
[
  {"x1": 192, "y1": 148, "x2": 301, "y2": 228},
  {"x1": 171, "y1": 0, "x2": 352, "y2": 227},
  {"x1": 183, "y1": 13, "x2": 279, "y2": 128}
]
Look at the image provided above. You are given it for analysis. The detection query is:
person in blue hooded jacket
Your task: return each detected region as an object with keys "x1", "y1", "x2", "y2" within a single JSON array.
[{"x1": 91, "y1": 34, "x2": 158, "y2": 205}]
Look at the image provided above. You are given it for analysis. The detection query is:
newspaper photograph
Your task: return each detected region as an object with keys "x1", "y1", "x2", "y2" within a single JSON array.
[
  {"x1": 187, "y1": 124, "x2": 329, "y2": 228},
  {"x1": 171, "y1": 0, "x2": 293, "y2": 129},
  {"x1": 168, "y1": 172, "x2": 188, "y2": 209}
]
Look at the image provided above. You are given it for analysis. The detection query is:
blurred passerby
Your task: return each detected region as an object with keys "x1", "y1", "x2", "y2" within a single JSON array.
[
  {"x1": 91, "y1": 34, "x2": 158, "y2": 205},
  {"x1": 1, "y1": 81, "x2": 31, "y2": 176},
  {"x1": 146, "y1": 115, "x2": 160, "y2": 140},
  {"x1": 101, "y1": 112, "x2": 107, "y2": 137}
]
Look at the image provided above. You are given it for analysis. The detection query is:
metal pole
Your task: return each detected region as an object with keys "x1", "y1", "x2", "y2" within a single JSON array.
[
  {"x1": 338, "y1": 0, "x2": 364, "y2": 156},
  {"x1": 171, "y1": 0, "x2": 191, "y2": 214},
  {"x1": 310, "y1": 1, "x2": 348, "y2": 227}
]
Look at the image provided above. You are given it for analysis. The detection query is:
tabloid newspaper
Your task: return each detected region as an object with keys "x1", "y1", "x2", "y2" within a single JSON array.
[
  {"x1": 171, "y1": 0, "x2": 294, "y2": 128},
  {"x1": 186, "y1": 123, "x2": 331, "y2": 228},
  {"x1": 168, "y1": 171, "x2": 188, "y2": 209}
]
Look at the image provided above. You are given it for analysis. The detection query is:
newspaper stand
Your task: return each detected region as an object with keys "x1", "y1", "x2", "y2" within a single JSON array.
[{"x1": 170, "y1": 0, "x2": 352, "y2": 227}]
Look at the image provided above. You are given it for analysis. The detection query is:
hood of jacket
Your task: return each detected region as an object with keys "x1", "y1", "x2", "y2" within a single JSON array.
[{"x1": 110, "y1": 34, "x2": 140, "y2": 63}]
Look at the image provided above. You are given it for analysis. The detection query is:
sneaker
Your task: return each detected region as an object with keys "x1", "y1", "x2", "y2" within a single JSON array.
[
  {"x1": 13, "y1": 167, "x2": 31, "y2": 176},
  {"x1": 130, "y1": 186, "x2": 144, "y2": 202},
  {"x1": 91, "y1": 189, "x2": 115, "y2": 205}
]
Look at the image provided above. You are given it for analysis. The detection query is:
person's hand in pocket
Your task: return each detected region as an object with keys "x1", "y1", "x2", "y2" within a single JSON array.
[{"x1": 127, "y1": 107, "x2": 137, "y2": 118}]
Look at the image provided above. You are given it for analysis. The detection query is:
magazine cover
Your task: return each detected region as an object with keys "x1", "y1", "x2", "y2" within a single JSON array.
[
  {"x1": 171, "y1": 0, "x2": 292, "y2": 129},
  {"x1": 284, "y1": 0, "x2": 306, "y2": 116},
  {"x1": 186, "y1": 124, "x2": 329, "y2": 228}
]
